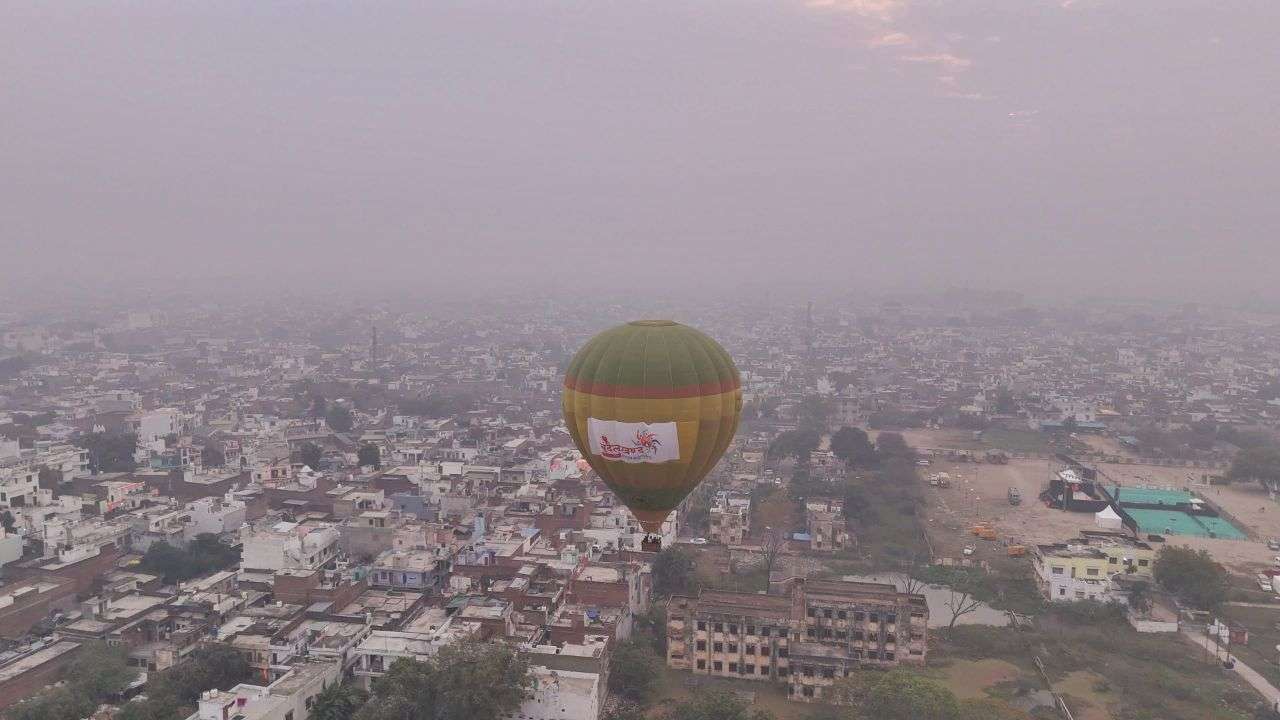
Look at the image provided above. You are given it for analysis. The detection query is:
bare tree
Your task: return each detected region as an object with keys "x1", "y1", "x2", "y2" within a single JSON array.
[
  {"x1": 760, "y1": 526, "x2": 785, "y2": 580},
  {"x1": 899, "y1": 553, "x2": 927, "y2": 596},
  {"x1": 945, "y1": 587, "x2": 983, "y2": 629},
  {"x1": 902, "y1": 573, "x2": 927, "y2": 596}
]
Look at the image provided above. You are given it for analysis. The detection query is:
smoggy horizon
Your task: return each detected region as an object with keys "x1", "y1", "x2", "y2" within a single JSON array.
[{"x1": 3, "y1": 1, "x2": 1278, "y2": 306}]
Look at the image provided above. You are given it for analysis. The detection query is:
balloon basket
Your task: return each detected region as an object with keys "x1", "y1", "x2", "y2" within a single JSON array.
[{"x1": 641, "y1": 535, "x2": 662, "y2": 553}]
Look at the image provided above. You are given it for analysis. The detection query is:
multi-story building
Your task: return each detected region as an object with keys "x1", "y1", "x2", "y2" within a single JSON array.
[
  {"x1": 369, "y1": 548, "x2": 449, "y2": 591},
  {"x1": 240, "y1": 520, "x2": 340, "y2": 574},
  {"x1": 804, "y1": 498, "x2": 850, "y2": 553},
  {"x1": 1032, "y1": 531, "x2": 1154, "y2": 602},
  {"x1": 0, "y1": 442, "x2": 85, "y2": 510},
  {"x1": 184, "y1": 495, "x2": 248, "y2": 538},
  {"x1": 709, "y1": 493, "x2": 750, "y2": 545},
  {"x1": 666, "y1": 578, "x2": 928, "y2": 702}
]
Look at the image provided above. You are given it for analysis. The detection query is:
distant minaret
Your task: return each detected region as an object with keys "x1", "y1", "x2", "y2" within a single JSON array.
[{"x1": 370, "y1": 323, "x2": 379, "y2": 366}]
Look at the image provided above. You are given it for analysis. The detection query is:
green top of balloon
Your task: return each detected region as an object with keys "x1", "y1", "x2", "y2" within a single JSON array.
[{"x1": 627, "y1": 319, "x2": 677, "y2": 327}]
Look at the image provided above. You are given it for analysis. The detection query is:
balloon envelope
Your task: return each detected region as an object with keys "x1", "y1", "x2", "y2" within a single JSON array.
[{"x1": 562, "y1": 320, "x2": 741, "y2": 533}]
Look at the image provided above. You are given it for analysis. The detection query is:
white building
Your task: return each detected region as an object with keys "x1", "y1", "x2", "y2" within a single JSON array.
[
  {"x1": 519, "y1": 666, "x2": 602, "y2": 720},
  {"x1": 138, "y1": 408, "x2": 181, "y2": 443},
  {"x1": 0, "y1": 465, "x2": 39, "y2": 509},
  {"x1": 191, "y1": 660, "x2": 340, "y2": 720},
  {"x1": 708, "y1": 492, "x2": 750, "y2": 545},
  {"x1": 185, "y1": 494, "x2": 248, "y2": 538},
  {"x1": 240, "y1": 521, "x2": 340, "y2": 573}
]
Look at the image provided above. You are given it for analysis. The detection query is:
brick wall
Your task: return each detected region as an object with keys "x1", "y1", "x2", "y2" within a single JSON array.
[{"x1": 0, "y1": 576, "x2": 79, "y2": 640}]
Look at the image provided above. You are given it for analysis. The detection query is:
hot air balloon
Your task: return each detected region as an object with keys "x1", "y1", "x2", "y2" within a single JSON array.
[{"x1": 562, "y1": 320, "x2": 741, "y2": 550}]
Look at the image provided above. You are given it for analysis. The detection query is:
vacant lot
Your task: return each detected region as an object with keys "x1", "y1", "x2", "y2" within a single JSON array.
[
  {"x1": 920, "y1": 457, "x2": 1058, "y2": 562},
  {"x1": 1055, "y1": 670, "x2": 1114, "y2": 720},
  {"x1": 936, "y1": 612, "x2": 1265, "y2": 720},
  {"x1": 1218, "y1": 603, "x2": 1280, "y2": 688},
  {"x1": 934, "y1": 658, "x2": 1023, "y2": 699},
  {"x1": 918, "y1": 455, "x2": 1280, "y2": 574}
]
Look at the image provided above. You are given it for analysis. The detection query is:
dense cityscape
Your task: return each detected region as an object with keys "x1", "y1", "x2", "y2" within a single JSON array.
[
  {"x1": 2, "y1": 294, "x2": 1280, "y2": 720},
  {"x1": 5, "y1": 0, "x2": 1279, "y2": 719}
]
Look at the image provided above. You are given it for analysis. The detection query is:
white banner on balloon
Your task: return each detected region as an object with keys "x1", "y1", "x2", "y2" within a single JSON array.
[{"x1": 586, "y1": 419, "x2": 680, "y2": 463}]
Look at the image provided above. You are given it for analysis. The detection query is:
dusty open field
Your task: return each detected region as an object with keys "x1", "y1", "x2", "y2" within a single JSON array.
[
  {"x1": 921, "y1": 458, "x2": 1060, "y2": 563},
  {"x1": 936, "y1": 658, "x2": 1023, "y2": 699},
  {"x1": 1056, "y1": 670, "x2": 1114, "y2": 720},
  {"x1": 920, "y1": 454, "x2": 1280, "y2": 573}
]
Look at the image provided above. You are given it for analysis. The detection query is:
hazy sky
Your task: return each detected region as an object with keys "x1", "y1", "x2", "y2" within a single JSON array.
[{"x1": 3, "y1": 1, "x2": 1277, "y2": 303}]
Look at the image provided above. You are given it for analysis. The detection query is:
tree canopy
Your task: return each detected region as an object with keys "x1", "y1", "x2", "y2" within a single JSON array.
[
  {"x1": 1154, "y1": 545, "x2": 1229, "y2": 610},
  {"x1": 769, "y1": 429, "x2": 820, "y2": 460},
  {"x1": 608, "y1": 638, "x2": 665, "y2": 705},
  {"x1": 652, "y1": 546, "x2": 698, "y2": 598},
  {"x1": 8, "y1": 644, "x2": 137, "y2": 720},
  {"x1": 874, "y1": 432, "x2": 917, "y2": 463},
  {"x1": 1228, "y1": 445, "x2": 1280, "y2": 489},
  {"x1": 354, "y1": 642, "x2": 530, "y2": 720},
  {"x1": 327, "y1": 405, "x2": 355, "y2": 433},
  {"x1": 201, "y1": 440, "x2": 226, "y2": 467},
  {"x1": 860, "y1": 670, "x2": 960, "y2": 720},
  {"x1": 661, "y1": 689, "x2": 773, "y2": 720},
  {"x1": 358, "y1": 444, "x2": 381, "y2": 469},
  {"x1": 312, "y1": 682, "x2": 370, "y2": 720},
  {"x1": 139, "y1": 533, "x2": 240, "y2": 584},
  {"x1": 115, "y1": 645, "x2": 251, "y2": 720},
  {"x1": 829, "y1": 426, "x2": 878, "y2": 468},
  {"x1": 299, "y1": 441, "x2": 323, "y2": 470},
  {"x1": 75, "y1": 431, "x2": 138, "y2": 473}
]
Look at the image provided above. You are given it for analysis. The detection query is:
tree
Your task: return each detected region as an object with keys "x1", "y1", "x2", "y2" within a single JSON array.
[
  {"x1": 768, "y1": 429, "x2": 820, "y2": 461},
  {"x1": 299, "y1": 441, "x2": 323, "y2": 470},
  {"x1": 944, "y1": 584, "x2": 983, "y2": 629},
  {"x1": 653, "y1": 546, "x2": 697, "y2": 597},
  {"x1": 327, "y1": 405, "x2": 355, "y2": 433},
  {"x1": 68, "y1": 643, "x2": 139, "y2": 701},
  {"x1": 875, "y1": 432, "x2": 917, "y2": 463},
  {"x1": 0, "y1": 510, "x2": 14, "y2": 533},
  {"x1": 76, "y1": 431, "x2": 138, "y2": 473},
  {"x1": 662, "y1": 688, "x2": 774, "y2": 720},
  {"x1": 358, "y1": 444, "x2": 381, "y2": 469},
  {"x1": 862, "y1": 670, "x2": 960, "y2": 720},
  {"x1": 139, "y1": 534, "x2": 240, "y2": 584},
  {"x1": 829, "y1": 426, "x2": 878, "y2": 468},
  {"x1": 760, "y1": 526, "x2": 786, "y2": 581},
  {"x1": 117, "y1": 644, "x2": 252, "y2": 720},
  {"x1": 608, "y1": 639, "x2": 664, "y2": 705},
  {"x1": 312, "y1": 682, "x2": 370, "y2": 720},
  {"x1": 358, "y1": 642, "x2": 530, "y2": 720},
  {"x1": 1229, "y1": 445, "x2": 1280, "y2": 490},
  {"x1": 796, "y1": 395, "x2": 832, "y2": 434},
  {"x1": 828, "y1": 671, "x2": 874, "y2": 707},
  {"x1": 1126, "y1": 581, "x2": 1154, "y2": 614},
  {"x1": 10, "y1": 644, "x2": 137, "y2": 720},
  {"x1": 202, "y1": 440, "x2": 226, "y2": 467},
  {"x1": 1154, "y1": 545, "x2": 1229, "y2": 610},
  {"x1": 7, "y1": 687, "x2": 94, "y2": 720}
]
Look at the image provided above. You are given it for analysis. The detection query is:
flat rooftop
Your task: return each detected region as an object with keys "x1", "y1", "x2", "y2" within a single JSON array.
[
  {"x1": 0, "y1": 641, "x2": 81, "y2": 684},
  {"x1": 696, "y1": 590, "x2": 793, "y2": 619}
]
